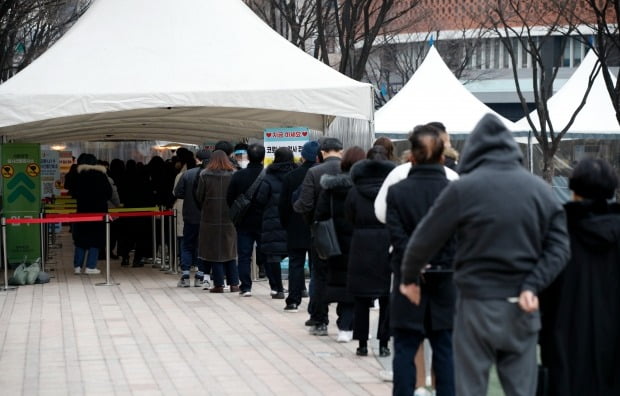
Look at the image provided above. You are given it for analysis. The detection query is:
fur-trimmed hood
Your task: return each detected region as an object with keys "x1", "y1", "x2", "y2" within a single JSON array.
[
  {"x1": 350, "y1": 159, "x2": 395, "y2": 199},
  {"x1": 320, "y1": 172, "x2": 353, "y2": 191},
  {"x1": 77, "y1": 164, "x2": 107, "y2": 174},
  {"x1": 350, "y1": 159, "x2": 395, "y2": 184}
]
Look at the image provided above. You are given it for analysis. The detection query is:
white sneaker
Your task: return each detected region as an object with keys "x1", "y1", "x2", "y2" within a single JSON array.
[
  {"x1": 414, "y1": 387, "x2": 432, "y2": 396},
  {"x1": 378, "y1": 370, "x2": 393, "y2": 382},
  {"x1": 74, "y1": 267, "x2": 82, "y2": 275},
  {"x1": 239, "y1": 291, "x2": 252, "y2": 297},
  {"x1": 201, "y1": 279, "x2": 211, "y2": 290},
  {"x1": 84, "y1": 268, "x2": 101, "y2": 275},
  {"x1": 336, "y1": 330, "x2": 353, "y2": 343}
]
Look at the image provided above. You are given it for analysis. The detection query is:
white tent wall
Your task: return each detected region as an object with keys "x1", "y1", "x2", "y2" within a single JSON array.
[
  {"x1": 375, "y1": 46, "x2": 517, "y2": 138},
  {"x1": 0, "y1": 0, "x2": 373, "y2": 144}
]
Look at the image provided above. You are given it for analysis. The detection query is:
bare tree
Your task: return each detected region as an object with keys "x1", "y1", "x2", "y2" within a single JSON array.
[
  {"x1": 0, "y1": 0, "x2": 91, "y2": 83},
  {"x1": 564, "y1": 0, "x2": 620, "y2": 125},
  {"x1": 244, "y1": 0, "x2": 319, "y2": 52},
  {"x1": 486, "y1": 0, "x2": 600, "y2": 182}
]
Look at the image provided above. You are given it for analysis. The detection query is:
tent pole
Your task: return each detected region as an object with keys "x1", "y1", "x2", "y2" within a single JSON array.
[
  {"x1": 369, "y1": 86, "x2": 375, "y2": 144},
  {"x1": 322, "y1": 115, "x2": 328, "y2": 135},
  {"x1": 528, "y1": 130, "x2": 534, "y2": 173}
]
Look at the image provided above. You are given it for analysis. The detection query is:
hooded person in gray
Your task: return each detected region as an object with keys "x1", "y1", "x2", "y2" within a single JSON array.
[{"x1": 399, "y1": 114, "x2": 570, "y2": 396}]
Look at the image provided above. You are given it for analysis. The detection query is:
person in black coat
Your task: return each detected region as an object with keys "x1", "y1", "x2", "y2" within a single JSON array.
[
  {"x1": 345, "y1": 147, "x2": 395, "y2": 357},
  {"x1": 278, "y1": 141, "x2": 319, "y2": 312},
  {"x1": 72, "y1": 153, "x2": 112, "y2": 275},
  {"x1": 294, "y1": 137, "x2": 344, "y2": 335},
  {"x1": 385, "y1": 126, "x2": 456, "y2": 396},
  {"x1": 226, "y1": 143, "x2": 267, "y2": 295},
  {"x1": 539, "y1": 158, "x2": 620, "y2": 396},
  {"x1": 255, "y1": 147, "x2": 297, "y2": 298},
  {"x1": 315, "y1": 146, "x2": 366, "y2": 343}
]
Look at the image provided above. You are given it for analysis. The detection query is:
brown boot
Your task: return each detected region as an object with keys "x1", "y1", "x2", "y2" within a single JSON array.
[{"x1": 210, "y1": 286, "x2": 224, "y2": 293}]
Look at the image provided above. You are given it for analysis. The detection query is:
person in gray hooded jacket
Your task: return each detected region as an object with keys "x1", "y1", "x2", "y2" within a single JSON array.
[{"x1": 399, "y1": 114, "x2": 570, "y2": 396}]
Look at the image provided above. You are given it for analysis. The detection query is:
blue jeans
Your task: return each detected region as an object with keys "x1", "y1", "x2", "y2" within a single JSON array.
[
  {"x1": 236, "y1": 230, "x2": 261, "y2": 292},
  {"x1": 392, "y1": 328, "x2": 455, "y2": 396},
  {"x1": 74, "y1": 247, "x2": 98, "y2": 269},
  {"x1": 210, "y1": 260, "x2": 239, "y2": 288},
  {"x1": 181, "y1": 223, "x2": 200, "y2": 273}
]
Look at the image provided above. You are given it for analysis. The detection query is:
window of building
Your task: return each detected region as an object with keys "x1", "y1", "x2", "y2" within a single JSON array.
[
  {"x1": 572, "y1": 39, "x2": 582, "y2": 67},
  {"x1": 562, "y1": 38, "x2": 571, "y2": 67}
]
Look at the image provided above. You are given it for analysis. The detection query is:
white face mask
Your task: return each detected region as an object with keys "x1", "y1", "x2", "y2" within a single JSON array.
[{"x1": 239, "y1": 160, "x2": 249, "y2": 169}]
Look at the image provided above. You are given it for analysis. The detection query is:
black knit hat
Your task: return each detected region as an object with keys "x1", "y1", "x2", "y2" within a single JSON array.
[{"x1": 569, "y1": 158, "x2": 618, "y2": 201}]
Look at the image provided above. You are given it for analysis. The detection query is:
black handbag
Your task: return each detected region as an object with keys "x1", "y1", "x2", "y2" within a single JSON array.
[
  {"x1": 229, "y1": 170, "x2": 264, "y2": 225},
  {"x1": 311, "y1": 195, "x2": 341, "y2": 260}
]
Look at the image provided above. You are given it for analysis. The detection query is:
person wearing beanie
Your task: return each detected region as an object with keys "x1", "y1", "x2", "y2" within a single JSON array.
[
  {"x1": 539, "y1": 158, "x2": 620, "y2": 396},
  {"x1": 278, "y1": 140, "x2": 319, "y2": 312}
]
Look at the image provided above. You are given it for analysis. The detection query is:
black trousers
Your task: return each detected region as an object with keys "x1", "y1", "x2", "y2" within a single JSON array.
[
  {"x1": 353, "y1": 295, "x2": 390, "y2": 342},
  {"x1": 286, "y1": 248, "x2": 309, "y2": 306},
  {"x1": 309, "y1": 247, "x2": 329, "y2": 325}
]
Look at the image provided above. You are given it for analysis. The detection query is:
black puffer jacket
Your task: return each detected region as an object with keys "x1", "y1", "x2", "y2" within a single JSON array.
[
  {"x1": 345, "y1": 159, "x2": 395, "y2": 297},
  {"x1": 72, "y1": 164, "x2": 112, "y2": 249},
  {"x1": 255, "y1": 161, "x2": 297, "y2": 256},
  {"x1": 315, "y1": 172, "x2": 354, "y2": 303}
]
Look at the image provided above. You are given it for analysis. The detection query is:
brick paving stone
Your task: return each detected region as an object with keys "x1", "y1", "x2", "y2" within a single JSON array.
[{"x1": 0, "y1": 229, "x2": 393, "y2": 395}]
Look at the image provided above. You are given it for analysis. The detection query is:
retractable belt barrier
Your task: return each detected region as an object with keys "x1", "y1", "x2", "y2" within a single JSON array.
[{"x1": 1, "y1": 207, "x2": 179, "y2": 292}]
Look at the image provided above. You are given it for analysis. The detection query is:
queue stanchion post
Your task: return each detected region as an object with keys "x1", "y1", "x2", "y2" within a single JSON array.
[
  {"x1": 96, "y1": 214, "x2": 119, "y2": 286},
  {"x1": 173, "y1": 209, "x2": 178, "y2": 273},
  {"x1": 166, "y1": 210, "x2": 177, "y2": 275},
  {"x1": 159, "y1": 207, "x2": 166, "y2": 271},
  {"x1": 251, "y1": 243, "x2": 258, "y2": 281},
  {"x1": 151, "y1": 213, "x2": 157, "y2": 268},
  {"x1": 39, "y1": 212, "x2": 45, "y2": 273},
  {"x1": 1, "y1": 217, "x2": 16, "y2": 292}
]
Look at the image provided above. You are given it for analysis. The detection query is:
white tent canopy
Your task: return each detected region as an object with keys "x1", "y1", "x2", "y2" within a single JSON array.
[
  {"x1": 374, "y1": 46, "x2": 516, "y2": 137},
  {"x1": 515, "y1": 50, "x2": 620, "y2": 136},
  {"x1": 0, "y1": 0, "x2": 373, "y2": 144}
]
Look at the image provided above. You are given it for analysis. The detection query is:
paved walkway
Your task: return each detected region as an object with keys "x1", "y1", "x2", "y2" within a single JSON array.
[{"x1": 0, "y1": 230, "x2": 392, "y2": 395}]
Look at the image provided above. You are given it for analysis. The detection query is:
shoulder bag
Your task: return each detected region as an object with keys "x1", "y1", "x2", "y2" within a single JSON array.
[
  {"x1": 311, "y1": 194, "x2": 341, "y2": 260},
  {"x1": 229, "y1": 170, "x2": 265, "y2": 225}
]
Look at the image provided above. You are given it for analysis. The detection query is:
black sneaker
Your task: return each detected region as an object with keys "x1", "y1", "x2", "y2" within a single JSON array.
[
  {"x1": 271, "y1": 292, "x2": 285, "y2": 299},
  {"x1": 379, "y1": 346, "x2": 391, "y2": 357},
  {"x1": 356, "y1": 346, "x2": 368, "y2": 356},
  {"x1": 305, "y1": 318, "x2": 319, "y2": 327},
  {"x1": 283, "y1": 303, "x2": 298, "y2": 312},
  {"x1": 310, "y1": 323, "x2": 328, "y2": 336}
]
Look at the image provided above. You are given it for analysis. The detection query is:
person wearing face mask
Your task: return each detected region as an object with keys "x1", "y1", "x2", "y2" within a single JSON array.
[
  {"x1": 226, "y1": 143, "x2": 267, "y2": 296},
  {"x1": 234, "y1": 143, "x2": 249, "y2": 169}
]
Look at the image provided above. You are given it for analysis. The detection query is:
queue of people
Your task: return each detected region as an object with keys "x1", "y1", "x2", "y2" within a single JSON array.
[{"x1": 69, "y1": 113, "x2": 620, "y2": 396}]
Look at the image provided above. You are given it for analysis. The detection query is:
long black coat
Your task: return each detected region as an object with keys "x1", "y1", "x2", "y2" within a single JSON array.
[
  {"x1": 72, "y1": 165, "x2": 112, "y2": 249},
  {"x1": 279, "y1": 161, "x2": 314, "y2": 250},
  {"x1": 255, "y1": 161, "x2": 297, "y2": 257},
  {"x1": 345, "y1": 159, "x2": 395, "y2": 297},
  {"x1": 315, "y1": 172, "x2": 354, "y2": 303},
  {"x1": 385, "y1": 164, "x2": 456, "y2": 332},
  {"x1": 540, "y1": 201, "x2": 620, "y2": 396},
  {"x1": 226, "y1": 162, "x2": 265, "y2": 233}
]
